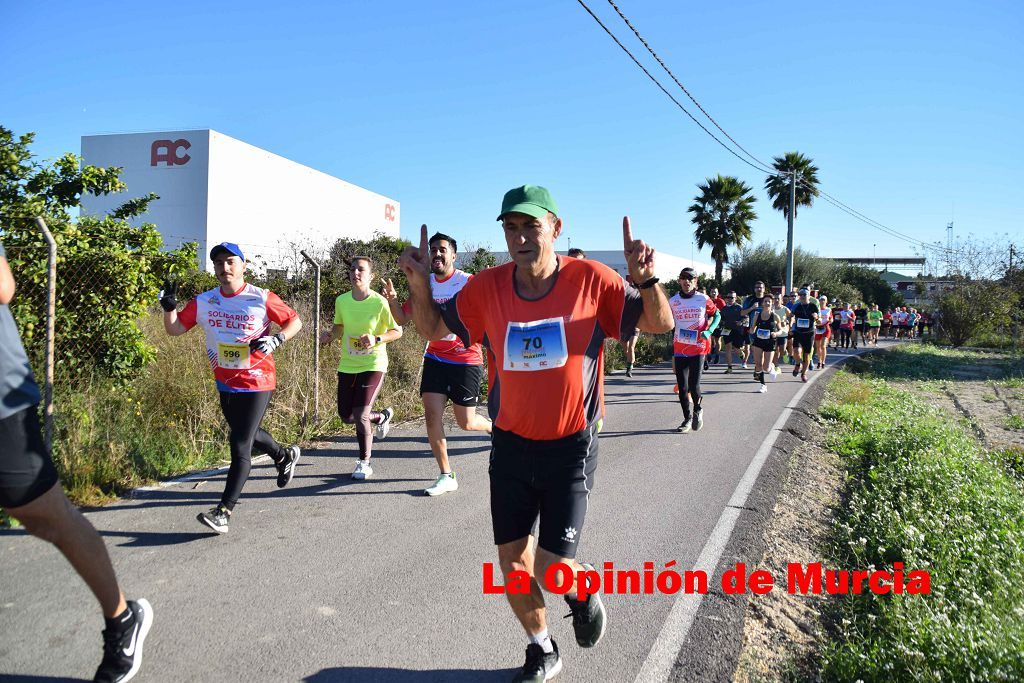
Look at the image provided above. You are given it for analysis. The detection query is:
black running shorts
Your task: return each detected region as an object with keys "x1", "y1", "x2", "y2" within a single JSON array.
[
  {"x1": 728, "y1": 330, "x2": 746, "y2": 348},
  {"x1": 752, "y1": 338, "x2": 776, "y2": 353},
  {"x1": 489, "y1": 424, "x2": 599, "y2": 559},
  {"x1": 793, "y1": 332, "x2": 815, "y2": 351},
  {"x1": 419, "y1": 357, "x2": 483, "y2": 407},
  {"x1": 0, "y1": 405, "x2": 59, "y2": 508}
]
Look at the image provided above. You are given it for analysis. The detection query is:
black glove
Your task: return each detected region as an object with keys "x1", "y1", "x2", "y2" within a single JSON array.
[
  {"x1": 250, "y1": 332, "x2": 286, "y2": 355},
  {"x1": 159, "y1": 279, "x2": 178, "y2": 312}
]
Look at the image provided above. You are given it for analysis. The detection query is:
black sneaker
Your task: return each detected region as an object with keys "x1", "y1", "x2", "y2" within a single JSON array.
[
  {"x1": 564, "y1": 573, "x2": 607, "y2": 648},
  {"x1": 276, "y1": 445, "x2": 301, "y2": 488},
  {"x1": 692, "y1": 410, "x2": 704, "y2": 431},
  {"x1": 676, "y1": 420, "x2": 692, "y2": 433},
  {"x1": 197, "y1": 505, "x2": 230, "y2": 534},
  {"x1": 512, "y1": 640, "x2": 562, "y2": 682},
  {"x1": 93, "y1": 599, "x2": 153, "y2": 683},
  {"x1": 625, "y1": 367, "x2": 633, "y2": 378}
]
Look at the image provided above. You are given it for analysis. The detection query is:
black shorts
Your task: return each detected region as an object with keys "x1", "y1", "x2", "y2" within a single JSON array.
[
  {"x1": 752, "y1": 338, "x2": 775, "y2": 352},
  {"x1": 419, "y1": 357, "x2": 483, "y2": 407},
  {"x1": 728, "y1": 330, "x2": 747, "y2": 348},
  {"x1": 793, "y1": 333, "x2": 815, "y2": 350},
  {"x1": 0, "y1": 405, "x2": 59, "y2": 508},
  {"x1": 775, "y1": 336, "x2": 787, "y2": 351},
  {"x1": 489, "y1": 424, "x2": 598, "y2": 559}
]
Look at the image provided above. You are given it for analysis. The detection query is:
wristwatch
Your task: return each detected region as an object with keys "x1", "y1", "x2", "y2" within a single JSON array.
[{"x1": 375, "y1": 336, "x2": 382, "y2": 346}]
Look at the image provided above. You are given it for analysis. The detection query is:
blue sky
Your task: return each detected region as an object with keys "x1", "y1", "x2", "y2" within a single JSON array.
[{"x1": 2, "y1": 0, "x2": 1021, "y2": 265}]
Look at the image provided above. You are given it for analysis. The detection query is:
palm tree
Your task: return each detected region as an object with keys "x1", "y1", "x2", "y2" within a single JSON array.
[
  {"x1": 764, "y1": 151, "x2": 820, "y2": 220},
  {"x1": 689, "y1": 174, "x2": 757, "y2": 284}
]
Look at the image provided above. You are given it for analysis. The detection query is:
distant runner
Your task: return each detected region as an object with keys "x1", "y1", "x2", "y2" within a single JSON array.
[
  {"x1": 670, "y1": 267, "x2": 720, "y2": 430},
  {"x1": 162, "y1": 242, "x2": 302, "y2": 534}
]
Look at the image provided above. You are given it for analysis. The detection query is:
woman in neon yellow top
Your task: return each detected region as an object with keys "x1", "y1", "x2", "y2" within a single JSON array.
[{"x1": 320, "y1": 256, "x2": 402, "y2": 480}]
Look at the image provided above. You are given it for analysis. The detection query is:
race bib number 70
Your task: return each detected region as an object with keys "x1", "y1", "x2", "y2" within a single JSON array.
[{"x1": 504, "y1": 318, "x2": 568, "y2": 371}]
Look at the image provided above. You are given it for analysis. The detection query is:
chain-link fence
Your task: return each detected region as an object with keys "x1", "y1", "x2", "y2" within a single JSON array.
[{"x1": 5, "y1": 220, "x2": 427, "y2": 502}]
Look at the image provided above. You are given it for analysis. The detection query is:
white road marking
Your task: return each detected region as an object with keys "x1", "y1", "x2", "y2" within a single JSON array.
[{"x1": 634, "y1": 349, "x2": 869, "y2": 682}]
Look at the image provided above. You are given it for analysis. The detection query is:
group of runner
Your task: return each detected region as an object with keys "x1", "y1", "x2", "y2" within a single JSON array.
[{"x1": 2, "y1": 184, "x2": 677, "y2": 682}]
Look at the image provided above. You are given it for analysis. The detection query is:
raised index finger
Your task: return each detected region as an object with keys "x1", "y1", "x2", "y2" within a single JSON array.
[
  {"x1": 622, "y1": 216, "x2": 633, "y2": 251},
  {"x1": 420, "y1": 224, "x2": 428, "y2": 254}
]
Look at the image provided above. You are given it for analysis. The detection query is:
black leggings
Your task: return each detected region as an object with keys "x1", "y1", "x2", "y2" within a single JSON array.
[
  {"x1": 219, "y1": 391, "x2": 284, "y2": 511},
  {"x1": 673, "y1": 355, "x2": 704, "y2": 419},
  {"x1": 840, "y1": 328, "x2": 852, "y2": 348},
  {"x1": 337, "y1": 371, "x2": 386, "y2": 460}
]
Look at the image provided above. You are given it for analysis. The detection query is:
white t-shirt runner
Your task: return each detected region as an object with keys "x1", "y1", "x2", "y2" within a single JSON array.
[
  {"x1": 402, "y1": 269, "x2": 483, "y2": 365},
  {"x1": 178, "y1": 283, "x2": 298, "y2": 392}
]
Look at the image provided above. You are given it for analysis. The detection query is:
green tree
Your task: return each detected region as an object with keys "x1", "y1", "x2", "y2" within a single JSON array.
[
  {"x1": 0, "y1": 125, "x2": 185, "y2": 380},
  {"x1": 936, "y1": 280, "x2": 1017, "y2": 347},
  {"x1": 764, "y1": 151, "x2": 820, "y2": 221},
  {"x1": 462, "y1": 247, "x2": 498, "y2": 275},
  {"x1": 688, "y1": 174, "x2": 757, "y2": 284}
]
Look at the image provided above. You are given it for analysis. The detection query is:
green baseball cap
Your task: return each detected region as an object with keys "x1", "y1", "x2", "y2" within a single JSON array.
[{"x1": 497, "y1": 185, "x2": 559, "y2": 221}]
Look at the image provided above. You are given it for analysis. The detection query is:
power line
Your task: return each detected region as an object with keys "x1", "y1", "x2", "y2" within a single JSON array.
[
  {"x1": 574, "y1": 0, "x2": 779, "y2": 177},
  {"x1": 605, "y1": 0, "x2": 772, "y2": 171},
  {"x1": 578, "y1": 0, "x2": 953, "y2": 254}
]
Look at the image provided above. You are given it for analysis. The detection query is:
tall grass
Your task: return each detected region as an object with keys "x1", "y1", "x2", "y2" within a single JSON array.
[
  {"x1": 47, "y1": 307, "x2": 426, "y2": 505},
  {"x1": 819, "y1": 370, "x2": 1024, "y2": 681}
]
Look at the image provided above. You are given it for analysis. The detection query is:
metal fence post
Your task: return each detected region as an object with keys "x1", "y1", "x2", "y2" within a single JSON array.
[
  {"x1": 300, "y1": 251, "x2": 321, "y2": 425},
  {"x1": 35, "y1": 217, "x2": 56, "y2": 453}
]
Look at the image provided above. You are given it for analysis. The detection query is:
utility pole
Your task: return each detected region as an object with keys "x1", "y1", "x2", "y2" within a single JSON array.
[{"x1": 785, "y1": 171, "x2": 796, "y2": 292}]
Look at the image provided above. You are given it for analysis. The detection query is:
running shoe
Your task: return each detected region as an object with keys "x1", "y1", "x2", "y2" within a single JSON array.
[
  {"x1": 352, "y1": 459, "x2": 373, "y2": 480},
  {"x1": 676, "y1": 420, "x2": 692, "y2": 433},
  {"x1": 769, "y1": 367, "x2": 779, "y2": 381},
  {"x1": 673, "y1": 384, "x2": 679, "y2": 394},
  {"x1": 564, "y1": 564, "x2": 607, "y2": 647},
  {"x1": 725, "y1": 366, "x2": 733, "y2": 374},
  {"x1": 703, "y1": 358, "x2": 709, "y2": 372},
  {"x1": 801, "y1": 373, "x2": 808, "y2": 383},
  {"x1": 625, "y1": 368, "x2": 633, "y2": 378},
  {"x1": 425, "y1": 472, "x2": 458, "y2": 496},
  {"x1": 742, "y1": 363, "x2": 749, "y2": 370},
  {"x1": 93, "y1": 599, "x2": 153, "y2": 683},
  {"x1": 197, "y1": 505, "x2": 229, "y2": 534},
  {"x1": 792, "y1": 366, "x2": 800, "y2": 377},
  {"x1": 375, "y1": 408, "x2": 394, "y2": 439},
  {"x1": 512, "y1": 640, "x2": 562, "y2": 682},
  {"x1": 692, "y1": 410, "x2": 704, "y2": 431},
  {"x1": 758, "y1": 384, "x2": 767, "y2": 393},
  {"x1": 276, "y1": 445, "x2": 301, "y2": 488}
]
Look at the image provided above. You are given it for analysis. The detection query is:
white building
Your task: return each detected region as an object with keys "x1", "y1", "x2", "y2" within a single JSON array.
[
  {"x1": 566, "y1": 250, "x2": 725, "y2": 282},
  {"x1": 81, "y1": 129, "x2": 400, "y2": 271}
]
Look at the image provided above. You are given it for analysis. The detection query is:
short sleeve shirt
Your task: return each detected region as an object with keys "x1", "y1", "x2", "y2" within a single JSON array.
[
  {"x1": 178, "y1": 283, "x2": 298, "y2": 392},
  {"x1": 791, "y1": 301, "x2": 820, "y2": 333},
  {"x1": 0, "y1": 242, "x2": 42, "y2": 418},
  {"x1": 333, "y1": 291, "x2": 398, "y2": 374},
  {"x1": 438, "y1": 257, "x2": 642, "y2": 441},
  {"x1": 401, "y1": 270, "x2": 483, "y2": 366},
  {"x1": 670, "y1": 293, "x2": 718, "y2": 356}
]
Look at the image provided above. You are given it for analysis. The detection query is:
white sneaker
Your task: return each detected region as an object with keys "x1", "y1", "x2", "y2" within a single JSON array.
[
  {"x1": 425, "y1": 472, "x2": 458, "y2": 496},
  {"x1": 742, "y1": 363, "x2": 749, "y2": 370},
  {"x1": 375, "y1": 408, "x2": 394, "y2": 439},
  {"x1": 758, "y1": 384, "x2": 767, "y2": 393},
  {"x1": 769, "y1": 367, "x2": 779, "y2": 381},
  {"x1": 352, "y1": 459, "x2": 373, "y2": 480}
]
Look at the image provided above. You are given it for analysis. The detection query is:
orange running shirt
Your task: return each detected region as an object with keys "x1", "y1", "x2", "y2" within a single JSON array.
[{"x1": 440, "y1": 256, "x2": 642, "y2": 441}]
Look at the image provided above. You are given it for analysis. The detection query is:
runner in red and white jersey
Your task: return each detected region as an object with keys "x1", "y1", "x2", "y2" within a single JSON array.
[
  {"x1": 670, "y1": 268, "x2": 720, "y2": 431},
  {"x1": 383, "y1": 231, "x2": 491, "y2": 497},
  {"x1": 399, "y1": 185, "x2": 673, "y2": 681},
  {"x1": 162, "y1": 242, "x2": 302, "y2": 534}
]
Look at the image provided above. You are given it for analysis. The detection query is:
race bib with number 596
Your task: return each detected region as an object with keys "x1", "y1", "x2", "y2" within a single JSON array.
[{"x1": 218, "y1": 342, "x2": 251, "y2": 369}]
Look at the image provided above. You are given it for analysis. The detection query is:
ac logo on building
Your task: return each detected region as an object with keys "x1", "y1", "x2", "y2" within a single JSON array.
[
  {"x1": 151, "y1": 139, "x2": 191, "y2": 167},
  {"x1": 384, "y1": 204, "x2": 396, "y2": 222}
]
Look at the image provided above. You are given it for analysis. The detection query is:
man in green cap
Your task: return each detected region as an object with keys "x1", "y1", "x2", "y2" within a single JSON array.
[{"x1": 399, "y1": 185, "x2": 673, "y2": 682}]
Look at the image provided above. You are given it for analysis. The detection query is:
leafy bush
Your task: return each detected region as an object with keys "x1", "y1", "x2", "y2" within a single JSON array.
[{"x1": 936, "y1": 280, "x2": 1019, "y2": 347}]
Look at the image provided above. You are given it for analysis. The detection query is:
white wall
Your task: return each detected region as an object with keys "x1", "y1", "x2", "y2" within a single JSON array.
[
  {"x1": 81, "y1": 130, "x2": 210, "y2": 252},
  {"x1": 81, "y1": 129, "x2": 400, "y2": 272},
  {"x1": 205, "y1": 131, "x2": 400, "y2": 271}
]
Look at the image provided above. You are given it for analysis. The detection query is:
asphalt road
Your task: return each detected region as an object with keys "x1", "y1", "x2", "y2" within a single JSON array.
[{"x1": 0, "y1": 344, "x2": 883, "y2": 682}]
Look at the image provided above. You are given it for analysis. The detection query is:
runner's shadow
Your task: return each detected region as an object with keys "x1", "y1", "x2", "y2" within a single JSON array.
[
  {"x1": 305, "y1": 667, "x2": 519, "y2": 682},
  {"x1": 96, "y1": 529, "x2": 214, "y2": 547},
  {"x1": 2, "y1": 676, "x2": 82, "y2": 682}
]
